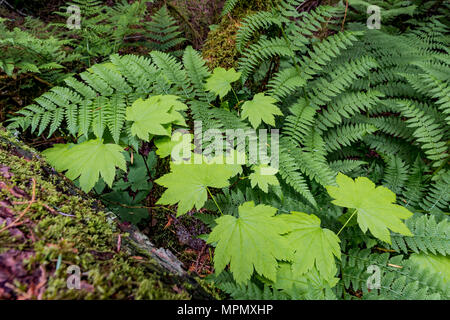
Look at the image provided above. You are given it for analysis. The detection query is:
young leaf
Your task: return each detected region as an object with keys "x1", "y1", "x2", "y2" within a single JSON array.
[
  {"x1": 43, "y1": 139, "x2": 126, "y2": 192},
  {"x1": 207, "y1": 201, "x2": 292, "y2": 284},
  {"x1": 126, "y1": 95, "x2": 187, "y2": 141},
  {"x1": 205, "y1": 67, "x2": 241, "y2": 98},
  {"x1": 278, "y1": 212, "x2": 341, "y2": 281},
  {"x1": 155, "y1": 157, "x2": 241, "y2": 216},
  {"x1": 241, "y1": 93, "x2": 283, "y2": 128},
  {"x1": 326, "y1": 173, "x2": 413, "y2": 243},
  {"x1": 154, "y1": 131, "x2": 193, "y2": 158},
  {"x1": 249, "y1": 164, "x2": 279, "y2": 193}
]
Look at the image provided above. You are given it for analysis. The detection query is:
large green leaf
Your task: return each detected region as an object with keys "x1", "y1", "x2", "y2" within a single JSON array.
[
  {"x1": 205, "y1": 67, "x2": 241, "y2": 98},
  {"x1": 43, "y1": 139, "x2": 126, "y2": 192},
  {"x1": 126, "y1": 95, "x2": 187, "y2": 141},
  {"x1": 241, "y1": 93, "x2": 283, "y2": 128},
  {"x1": 154, "y1": 131, "x2": 193, "y2": 158},
  {"x1": 249, "y1": 164, "x2": 279, "y2": 193},
  {"x1": 278, "y1": 212, "x2": 341, "y2": 281},
  {"x1": 207, "y1": 201, "x2": 292, "y2": 284},
  {"x1": 326, "y1": 173, "x2": 413, "y2": 243},
  {"x1": 155, "y1": 155, "x2": 242, "y2": 216}
]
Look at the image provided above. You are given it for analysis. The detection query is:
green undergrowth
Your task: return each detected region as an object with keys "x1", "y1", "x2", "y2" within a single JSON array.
[{"x1": 0, "y1": 127, "x2": 214, "y2": 299}]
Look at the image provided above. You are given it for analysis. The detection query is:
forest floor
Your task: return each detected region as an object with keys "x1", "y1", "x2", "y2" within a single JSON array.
[{"x1": 0, "y1": 0, "x2": 231, "y2": 297}]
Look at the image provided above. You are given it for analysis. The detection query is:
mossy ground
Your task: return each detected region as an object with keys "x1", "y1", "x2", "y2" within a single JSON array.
[
  {"x1": 202, "y1": 0, "x2": 273, "y2": 69},
  {"x1": 0, "y1": 127, "x2": 217, "y2": 299}
]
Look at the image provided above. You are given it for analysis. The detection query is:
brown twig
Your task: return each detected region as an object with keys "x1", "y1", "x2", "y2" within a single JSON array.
[
  {"x1": 375, "y1": 247, "x2": 396, "y2": 253},
  {"x1": 0, "y1": 178, "x2": 36, "y2": 234},
  {"x1": 117, "y1": 233, "x2": 122, "y2": 253},
  {"x1": 341, "y1": 0, "x2": 349, "y2": 31}
]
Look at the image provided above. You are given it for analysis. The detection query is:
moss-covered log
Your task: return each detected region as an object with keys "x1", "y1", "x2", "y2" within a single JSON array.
[{"x1": 0, "y1": 127, "x2": 217, "y2": 300}]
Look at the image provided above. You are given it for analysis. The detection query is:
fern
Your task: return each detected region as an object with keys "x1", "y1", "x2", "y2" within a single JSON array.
[
  {"x1": 7, "y1": 46, "x2": 214, "y2": 141},
  {"x1": 339, "y1": 248, "x2": 449, "y2": 300},
  {"x1": 398, "y1": 99, "x2": 447, "y2": 168},
  {"x1": 0, "y1": 18, "x2": 76, "y2": 82},
  {"x1": 421, "y1": 170, "x2": 450, "y2": 213},
  {"x1": 389, "y1": 214, "x2": 450, "y2": 255},
  {"x1": 221, "y1": 0, "x2": 241, "y2": 17},
  {"x1": 144, "y1": 6, "x2": 186, "y2": 56}
]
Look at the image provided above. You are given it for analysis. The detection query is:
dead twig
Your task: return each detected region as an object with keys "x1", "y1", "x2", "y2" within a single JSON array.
[
  {"x1": 0, "y1": 178, "x2": 36, "y2": 234},
  {"x1": 341, "y1": 0, "x2": 349, "y2": 31}
]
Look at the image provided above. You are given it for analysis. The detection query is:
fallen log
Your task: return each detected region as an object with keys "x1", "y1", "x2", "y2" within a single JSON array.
[{"x1": 0, "y1": 126, "x2": 216, "y2": 300}]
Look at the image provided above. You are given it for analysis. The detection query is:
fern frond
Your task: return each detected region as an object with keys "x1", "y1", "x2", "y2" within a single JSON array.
[
  {"x1": 150, "y1": 51, "x2": 192, "y2": 98},
  {"x1": 398, "y1": 100, "x2": 447, "y2": 167},
  {"x1": 382, "y1": 155, "x2": 410, "y2": 195},
  {"x1": 324, "y1": 123, "x2": 378, "y2": 153},
  {"x1": 421, "y1": 170, "x2": 450, "y2": 213},
  {"x1": 236, "y1": 11, "x2": 282, "y2": 52},
  {"x1": 389, "y1": 214, "x2": 450, "y2": 255},
  {"x1": 183, "y1": 46, "x2": 213, "y2": 102},
  {"x1": 221, "y1": 0, "x2": 241, "y2": 17},
  {"x1": 145, "y1": 5, "x2": 185, "y2": 55},
  {"x1": 239, "y1": 37, "x2": 294, "y2": 82},
  {"x1": 279, "y1": 137, "x2": 317, "y2": 207}
]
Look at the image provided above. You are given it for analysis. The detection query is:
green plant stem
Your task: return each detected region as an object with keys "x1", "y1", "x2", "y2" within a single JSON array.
[
  {"x1": 230, "y1": 86, "x2": 240, "y2": 106},
  {"x1": 337, "y1": 209, "x2": 358, "y2": 236},
  {"x1": 206, "y1": 186, "x2": 223, "y2": 215},
  {"x1": 140, "y1": 152, "x2": 152, "y2": 180}
]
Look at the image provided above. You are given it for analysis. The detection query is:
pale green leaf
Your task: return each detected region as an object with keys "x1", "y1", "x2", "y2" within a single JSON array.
[
  {"x1": 126, "y1": 95, "x2": 187, "y2": 141},
  {"x1": 205, "y1": 67, "x2": 241, "y2": 98},
  {"x1": 241, "y1": 93, "x2": 283, "y2": 128},
  {"x1": 43, "y1": 139, "x2": 126, "y2": 192},
  {"x1": 155, "y1": 155, "x2": 242, "y2": 216},
  {"x1": 207, "y1": 201, "x2": 292, "y2": 283},
  {"x1": 249, "y1": 164, "x2": 279, "y2": 193},
  {"x1": 278, "y1": 212, "x2": 341, "y2": 281},
  {"x1": 154, "y1": 131, "x2": 193, "y2": 158},
  {"x1": 326, "y1": 173, "x2": 413, "y2": 243}
]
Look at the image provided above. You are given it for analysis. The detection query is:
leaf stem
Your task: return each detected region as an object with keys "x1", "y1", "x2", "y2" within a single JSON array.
[
  {"x1": 206, "y1": 186, "x2": 223, "y2": 215},
  {"x1": 230, "y1": 86, "x2": 240, "y2": 107},
  {"x1": 337, "y1": 209, "x2": 358, "y2": 236}
]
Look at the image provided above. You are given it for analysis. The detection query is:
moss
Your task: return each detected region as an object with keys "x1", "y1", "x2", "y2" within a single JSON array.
[
  {"x1": 0, "y1": 127, "x2": 207, "y2": 300},
  {"x1": 202, "y1": 16, "x2": 241, "y2": 70},
  {"x1": 201, "y1": 0, "x2": 274, "y2": 69}
]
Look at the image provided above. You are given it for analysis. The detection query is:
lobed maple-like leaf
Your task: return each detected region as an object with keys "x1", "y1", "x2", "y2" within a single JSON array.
[
  {"x1": 154, "y1": 131, "x2": 193, "y2": 158},
  {"x1": 205, "y1": 67, "x2": 241, "y2": 98},
  {"x1": 155, "y1": 155, "x2": 242, "y2": 216},
  {"x1": 241, "y1": 93, "x2": 283, "y2": 128},
  {"x1": 207, "y1": 201, "x2": 292, "y2": 283},
  {"x1": 326, "y1": 173, "x2": 413, "y2": 243},
  {"x1": 43, "y1": 139, "x2": 126, "y2": 192},
  {"x1": 126, "y1": 95, "x2": 187, "y2": 141},
  {"x1": 278, "y1": 212, "x2": 341, "y2": 281},
  {"x1": 249, "y1": 164, "x2": 279, "y2": 193}
]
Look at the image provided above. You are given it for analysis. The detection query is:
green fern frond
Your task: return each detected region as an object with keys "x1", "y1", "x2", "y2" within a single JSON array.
[
  {"x1": 145, "y1": 5, "x2": 186, "y2": 55},
  {"x1": 421, "y1": 170, "x2": 450, "y2": 213},
  {"x1": 324, "y1": 124, "x2": 378, "y2": 153},
  {"x1": 398, "y1": 100, "x2": 447, "y2": 167},
  {"x1": 389, "y1": 214, "x2": 450, "y2": 255},
  {"x1": 239, "y1": 37, "x2": 294, "y2": 82}
]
